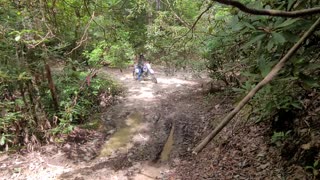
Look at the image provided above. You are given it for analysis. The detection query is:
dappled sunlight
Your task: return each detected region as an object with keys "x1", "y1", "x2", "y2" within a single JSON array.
[
  {"x1": 119, "y1": 75, "x2": 133, "y2": 81},
  {"x1": 130, "y1": 92, "x2": 155, "y2": 101},
  {"x1": 123, "y1": 75, "x2": 199, "y2": 103},
  {"x1": 131, "y1": 162, "x2": 169, "y2": 180},
  {"x1": 127, "y1": 83, "x2": 157, "y2": 101},
  {"x1": 132, "y1": 133, "x2": 150, "y2": 144},
  {"x1": 157, "y1": 77, "x2": 198, "y2": 86}
]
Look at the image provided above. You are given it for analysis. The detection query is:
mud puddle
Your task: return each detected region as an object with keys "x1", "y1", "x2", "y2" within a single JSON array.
[{"x1": 100, "y1": 111, "x2": 143, "y2": 157}]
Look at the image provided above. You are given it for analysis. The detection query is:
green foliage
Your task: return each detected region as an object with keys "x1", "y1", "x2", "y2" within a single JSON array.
[
  {"x1": 271, "y1": 130, "x2": 291, "y2": 146},
  {"x1": 145, "y1": 7, "x2": 204, "y2": 73},
  {"x1": 0, "y1": 0, "x2": 127, "y2": 150},
  {"x1": 83, "y1": 40, "x2": 135, "y2": 68},
  {"x1": 204, "y1": 0, "x2": 320, "y2": 121},
  {"x1": 50, "y1": 67, "x2": 121, "y2": 134},
  {"x1": 305, "y1": 160, "x2": 320, "y2": 177},
  {"x1": 202, "y1": 2, "x2": 320, "y2": 176}
]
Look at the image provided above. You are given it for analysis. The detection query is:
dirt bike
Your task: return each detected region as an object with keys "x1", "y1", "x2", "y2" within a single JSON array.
[{"x1": 133, "y1": 63, "x2": 158, "y2": 83}]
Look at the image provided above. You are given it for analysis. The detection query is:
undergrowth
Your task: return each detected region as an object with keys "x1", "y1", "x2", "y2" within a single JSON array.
[{"x1": 0, "y1": 64, "x2": 122, "y2": 152}]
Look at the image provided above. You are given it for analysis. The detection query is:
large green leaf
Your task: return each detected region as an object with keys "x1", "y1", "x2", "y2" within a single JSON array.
[
  {"x1": 267, "y1": 40, "x2": 274, "y2": 51},
  {"x1": 257, "y1": 56, "x2": 274, "y2": 77},
  {"x1": 275, "y1": 18, "x2": 300, "y2": 30},
  {"x1": 282, "y1": 32, "x2": 299, "y2": 43},
  {"x1": 243, "y1": 21, "x2": 256, "y2": 30},
  {"x1": 241, "y1": 34, "x2": 266, "y2": 49},
  {"x1": 287, "y1": 0, "x2": 295, "y2": 10},
  {"x1": 271, "y1": 32, "x2": 286, "y2": 44}
]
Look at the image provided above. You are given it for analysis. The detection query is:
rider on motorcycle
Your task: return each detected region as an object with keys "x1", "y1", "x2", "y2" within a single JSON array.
[
  {"x1": 136, "y1": 54, "x2": 145, "y2": 81},
  {"x1": 133, "y1": 54, "x2": 158, "y2": 83}
]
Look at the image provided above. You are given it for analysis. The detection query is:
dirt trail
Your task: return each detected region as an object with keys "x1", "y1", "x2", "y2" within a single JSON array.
[
  {"x1": 0, "y1": 66, "x2": 212, "y2": 180},
  {"x1": 79, "y1": 66, "x2": 209, "y2": 179}
]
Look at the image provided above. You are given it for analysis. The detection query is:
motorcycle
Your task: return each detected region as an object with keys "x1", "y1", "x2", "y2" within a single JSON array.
[{"x1": 133, "y1": 63, "x2": 158, "y2": 83}]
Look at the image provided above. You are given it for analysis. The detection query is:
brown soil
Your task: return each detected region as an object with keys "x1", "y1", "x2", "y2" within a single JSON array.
[{"x1": 0, "y1": 66, "x2": 303, "y2": 179}]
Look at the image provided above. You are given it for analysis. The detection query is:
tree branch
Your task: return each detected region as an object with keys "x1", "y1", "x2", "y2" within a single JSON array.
[
  {"x1": 66, "y1": 11, "x2": 95, "y2": 55},
  {"x1": 214, "y1": 0, "x2": 320, "y2": 17},
  {"x1": 83, "y1": 0, "x2": 106, "y2": 38},
  {"x1": 169, "y1": 3, "x2": 213, "y2": 49},
  {"x1": 193, "y1": 16, "x2": 320, "y2": 154},
  {"x1": 161, "y1": 0, "x2": 191, "y2": 28},
  {"x1": 189, "y1": 3, "x2": 213, "y2": 34}
]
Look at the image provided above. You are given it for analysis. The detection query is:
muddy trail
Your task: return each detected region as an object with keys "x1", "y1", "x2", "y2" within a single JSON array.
[{"x1": 0, "y1": 67, "x2": 285, "y2": 180}]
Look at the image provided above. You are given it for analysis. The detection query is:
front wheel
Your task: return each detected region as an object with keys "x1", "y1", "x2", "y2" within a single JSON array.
[{"x1": 133, "y1": 68, "x2": 140, "y2": 80}]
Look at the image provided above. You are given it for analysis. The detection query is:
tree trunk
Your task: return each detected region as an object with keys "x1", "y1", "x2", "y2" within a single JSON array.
[
  {"x1": 156, "y1": 0, "x2": 161, "y2": 11},
  {"x1": 45, "y1": 64, "x2": 59, "y2": 111},
  {"x1": 26, "y1": 80, "x2": 39, "y2": 123}
]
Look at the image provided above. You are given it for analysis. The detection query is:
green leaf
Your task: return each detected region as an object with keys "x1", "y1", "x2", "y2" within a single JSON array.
[
  {"x1": 278, "y1": 77, "x2": 298, "y2": 81},
  {"x1": 18, "y1": 72, "x2": 27, "y2": 80},
  {"x1": 267, "y1": 40, "x2": 274, "y2": 51},
  {"x1": 275, "y1": 18, "x2": 300, "y2": 29},
  {"x1": 243, "y1": 22, "x2": 256, "y2": 30},
  {"x1": 15, "y1": 35, "x2": 21, "y2": 41},
  {"x1": 230, "y1": 16, "x2": 243, "y2": 31},
  {"x1": 272, "y1": 32, "x2": 286, "y2": 44},
  {"x1": 283, "y1": 32, "x2": 299, "y2": 43},
  {"x1": 300, "y1": 74, "x2": 320, "y2": 88},
  {"x1": 0, "y1": 134, "x2": 5, "y2": 146},
  {"x1": 287, "y1": 0, "x2": 295, "y2": 10},
  {"x1": 257, "y1": 56, "x2": 272, "y2": 77},
  {"x1": 208, "y1": 26, "x2": 214, "y2": 33},
  {"x1": 305, "y1": 166, "x2": 313, "y2": 170},
  {"x1": 242, "y1": 34, "x2": 266, "y2": 49},
  {"x1": 305, "y1": 63, "x2": 320, "y2": 71},
  {"x1": 291, "y1": 102, "x2": 302, "y2": 109},
  {"x1": 231, "y1": 22, "x2": 243, "y2": 32},
  {"x1": 313, "y1": 169, "x2": 319, "y2": 176}
]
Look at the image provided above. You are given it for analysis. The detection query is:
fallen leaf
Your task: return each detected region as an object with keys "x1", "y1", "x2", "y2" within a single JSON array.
[{"x1": 301, "y1": 143, "x2": 311, "y2": 150}]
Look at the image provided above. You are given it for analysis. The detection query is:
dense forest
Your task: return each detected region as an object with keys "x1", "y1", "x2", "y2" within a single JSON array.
[{"x1": 1, "y1": 0, "x2": 320, "y2": 178}]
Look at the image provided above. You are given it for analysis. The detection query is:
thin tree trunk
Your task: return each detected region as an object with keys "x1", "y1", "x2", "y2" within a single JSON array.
[
  {"x1": 193, "y1": 17, "x2": 320, "y2": 154},
  {"x1": 26, "y1": 80, "x2": 39, "y2": 123},
  {"x1": 19, "y1": 82, "x2": 28, "y2": 106},
  {"x1": 45, "y1": 64, "x2": 59, "y2": 111},
  {"x1": 156, "y1": 0, "x2": 161, "y2": 11}
]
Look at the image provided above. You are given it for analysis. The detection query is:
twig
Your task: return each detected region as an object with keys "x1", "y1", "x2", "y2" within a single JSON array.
[
  {"x1": 29, "y1": 31, "x2": 54, "y2": 48},
  {"x1": 168, "y1": 2, "x2": 213, "y2": 49},
  {"x1": 33, "y1": 0, "x2": 55, "y2": 48},
  {"x1": 214, "y1": 0, "x2": 320, "y2": 17},
  {"x1": 189, "y1": 3, "x2": 213, "y2": 34},
  {"x1": 193, "y1": 17, "x2": 320, "y2": 154},
  {"x1": 162, "y1": 0, "x2": 191, "y2": 28},
  {"x1": 66, "y1": 11, "x2": 95, "y2": 55},
  {"x1": 83, "y1": 0, "x2": 106, "y2": 38}
]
